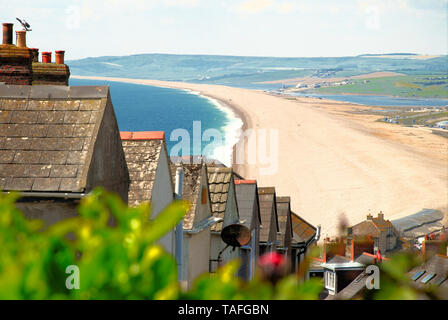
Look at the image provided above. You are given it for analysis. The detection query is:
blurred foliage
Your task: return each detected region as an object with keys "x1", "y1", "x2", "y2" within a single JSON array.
[
  {"x1": 1, "y1": 188, "x2": 441, "y2": 300},
  {"x1": 0, "y1": 188, "x2": 323, "y2": 300}
]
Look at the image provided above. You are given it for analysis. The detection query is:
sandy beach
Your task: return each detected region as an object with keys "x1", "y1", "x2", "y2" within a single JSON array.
[{"x1": 72, "y1": 75, "x2": 448, "y2": 238}]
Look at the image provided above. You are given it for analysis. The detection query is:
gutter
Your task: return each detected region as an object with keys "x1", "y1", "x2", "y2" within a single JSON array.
[
  {"x1": 3, "y1": 191, "x2": 87, "y2": 199},
  {"x1": 174, "y1": 168, "x2": 184, "y2": 282},
  {"x1": 184, "y1": 217, "x2": 223, "y2": 235}
]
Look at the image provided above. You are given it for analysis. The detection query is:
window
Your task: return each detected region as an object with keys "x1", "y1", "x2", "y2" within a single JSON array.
[
  {"x1": 411, "y1": 271, "x2": 425, "y2": 281},
  {"x1": 325, "y1": 271, "x2": 336, "y2": 291},
  {"x1": 420, "y1": 273, "x2": 435, "y2": 284}
]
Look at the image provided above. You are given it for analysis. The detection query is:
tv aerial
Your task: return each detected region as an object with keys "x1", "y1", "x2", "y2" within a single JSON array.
[{"x1": 16, "y1": 18, "x2": 32, "y2": 31}]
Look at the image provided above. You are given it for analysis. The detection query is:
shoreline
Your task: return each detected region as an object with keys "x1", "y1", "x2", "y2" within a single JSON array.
[{"x1": 71, "y1": 75, "x2": 448, "y2": 237}]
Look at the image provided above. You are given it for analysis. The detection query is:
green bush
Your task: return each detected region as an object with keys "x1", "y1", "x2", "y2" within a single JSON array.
[{"x1": 0, "y1": 188, "x2": 322, "y2": 300}]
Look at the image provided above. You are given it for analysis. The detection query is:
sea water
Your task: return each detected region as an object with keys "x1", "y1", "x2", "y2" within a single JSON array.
[{"x1": 69, "y1": 78, "x2": 243, "y2": 166}]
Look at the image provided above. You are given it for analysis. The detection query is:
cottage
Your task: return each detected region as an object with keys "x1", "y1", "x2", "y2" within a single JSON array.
[
  {"x1": 290, "y1": 211, "x2": 318, "y2": 273},
  {"x1": 0, "y1": 84, "x2": 129, "y2": 225},
  {"x1": 121, "y1": 131, "x2": 175, "y2": 253},
  {"x1": 309, "y1": 237, "x2": 387, "y2": 298},
  {"x1": 170, "y1": 157, "x2": 221, "y2": 288},
  {"x1": 276, "y1": 197, "x2": 293, "y2": 257},
  {"x1": 257, "y1": 187, "x2": 279, "y2": 255},
  {"x1": 207, "y1": 167, "x2": 240, "y2": 272},
  {"x1": 349, "y1": 211, "x2": 400, "y2": 254},
  {"x1": 234, "y1": 179, "x2": 261, "y2": 280}
]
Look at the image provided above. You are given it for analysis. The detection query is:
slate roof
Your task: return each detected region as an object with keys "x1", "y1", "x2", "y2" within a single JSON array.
[
  {"x1": 351, "y1": 214, "x2": 395, "y2": 238},
  {"x1": 0, "y1": 85, "x2": 109, "y2": 193},
  {"x1": 291, "y1": 211, "x2": 317, "y2": 244},
  {"x1": 206, "y1": 167, "x2": 235, "y2": 232},
  {"x1": 326, "y1": 271, "x2": 369, "y2": 300},
  {"x1": 121, "y1": 131, "x2": 168, "y2": 207},
  {"x1": 234, "y1": 180, "x2": 260, "y2": 230},
  {"x1": 258, "y1": 187, "x2": 278, "y2": 243},
  {"x1": 170, "y1": 160, "x2": 208, "y2": 230},
  {"x1": 392, "y1": 209, "x2": 445, "y2": 239},
  {"x1": 408, "y1": 254, "x2": 448, "y2": 294},
  {"x1": 276, "y1": 196, "x2": 292, "y2": 246}
]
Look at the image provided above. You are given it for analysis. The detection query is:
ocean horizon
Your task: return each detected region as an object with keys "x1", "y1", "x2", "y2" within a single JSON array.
[{"x1": 69, "y1": 78, "x2": 243, "y2": 166}]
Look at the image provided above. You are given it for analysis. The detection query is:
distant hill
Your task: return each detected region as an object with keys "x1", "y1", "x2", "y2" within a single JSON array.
[{"x1": 67, "y1": 53, "x2": 448, "y2": 89}]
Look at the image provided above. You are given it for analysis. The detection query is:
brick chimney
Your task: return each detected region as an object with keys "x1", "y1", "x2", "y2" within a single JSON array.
[
  {"x1": 323, "y1": 238, "x2": 346, "y2": 262},
  {"x1": 42, "y1": 51, "x2": 52, "y2": 63},
  {"x1": 367, "y1": 213, "x2": 373, "y2": 220},
  {"x1": 16, "y1": 30, "x2": 26, "y2": 47},
  {"x1": 422, "y1": 239, "x2": 447, "y2": 260},
  {"x1": 55, "y1": 50, "x2": 65, "y2": 64},
  {"x1": 30, "y1": 48, "x2": 39, "y2": 62},
  {"x1": 350, "y1": 236, "x2": 374, "y2": 261},
  {"x1": 377, "y1": 211, "x2": 384, "y2": 220},
  {"x1": 0, "y1": 22, "x2": 33, "y2": 85},
  {"x1": 2, "y1": 23, "x2": 13, "y2": 45}
]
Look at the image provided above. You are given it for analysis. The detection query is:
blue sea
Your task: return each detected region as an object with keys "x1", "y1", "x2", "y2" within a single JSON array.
[{"x1": 69, "y1": 78, "x2": 243, "y2": 166}]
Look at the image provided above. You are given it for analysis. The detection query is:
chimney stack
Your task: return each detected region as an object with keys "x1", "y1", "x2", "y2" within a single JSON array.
[
  {"x1": 377, "y1": 211, "x2": 384, "y2": 220},
  {"x1": 16, "y1": 30, "x2": 27, "y2": 48},
  {"x1": 367, "y1": 214, "x2": 373, "y2": 220},
  {"x1": 30, "y1": 48, "x2": 39, "y2": 62},
  {"x1": 2, "y1": 23, "x2": 13, "y2": 45},
  {"x1": 55, "y1": 50, "x2": 65, "y2": 64},
  {"x1": 42, "y1": 51, "x2": 52, "y2": 63}
]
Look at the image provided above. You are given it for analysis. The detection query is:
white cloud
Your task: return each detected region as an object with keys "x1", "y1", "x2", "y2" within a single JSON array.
[
  {"x1": 237, "y1": 0, "x2": 274, "y2": 14},
  {"x1": 236, "y1": 0, "x2": 308, "y2": 15}
]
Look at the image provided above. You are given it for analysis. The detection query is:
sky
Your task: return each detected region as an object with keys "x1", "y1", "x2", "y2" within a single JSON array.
[{"x1": 0, "y1": 0, "x2": 446, "y2": 60}]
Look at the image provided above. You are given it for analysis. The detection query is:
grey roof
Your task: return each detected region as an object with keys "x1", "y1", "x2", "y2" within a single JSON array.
[
  {"x1": 122, "y1": 139, "x2": 164, "y2": 207},
  {"x1": 276, "y1": 196, "x2": 291, "y2": 245},
  {"x1": 207, "y1": 167, "x2": 233, "y2": 232},
  {"x1": 407, "y1": 254, "x2": 448, "y2": 299},
  {"x1": 291, "y1": 211, "x2": 317, "y2": 244},
  {"x1": 0, "y1": 85, "x2": 109, "y2": 193},
  {"x1": 234, "y1": 182, "x2": 260, "y2": 230},
  {"x1": 258, "y1": 187, "x2": 278, "y2": 243},
  {"x1": 326, "y1": 271, "x2": 369, "y2": 300},
  {"x1": 391, "y1": 209, "x2": 445, "y2": 238},
  {"x1": 170, "y1": 161, "x2": 208, "y2": 230}
]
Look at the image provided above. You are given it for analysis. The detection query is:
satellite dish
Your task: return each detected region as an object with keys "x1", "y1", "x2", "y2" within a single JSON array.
[{"x1": 221, "y1": 223, "x2": 251, "y2": 248}]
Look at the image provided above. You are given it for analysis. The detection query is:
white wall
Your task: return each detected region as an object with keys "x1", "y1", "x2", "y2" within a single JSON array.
[{"x1": 151, "y1": 146, "x2": 175, "y2": 254}]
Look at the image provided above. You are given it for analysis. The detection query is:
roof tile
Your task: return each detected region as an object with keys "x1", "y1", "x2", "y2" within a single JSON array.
[
  {"x1": 0, "y1": 93, "x2": 107, "y2": 192},
  {"x1": 49, "y1": 165, "x2": 78, "y2": 178},
  {"x1": 42, "y1": 151, "x2": 69, "y2": 165},
  {"x1": 32, "y1": 178, "x2": 62, "y2": 191},
  {"x1": 13, "y1": 151, "x2": 42, "y2": 164},
  {"x1": 23, "y1": 165, "x2": 51, "y2": 178},
  {"x1": 4, "y1": 177, "x2": 34, "y2": 190}
]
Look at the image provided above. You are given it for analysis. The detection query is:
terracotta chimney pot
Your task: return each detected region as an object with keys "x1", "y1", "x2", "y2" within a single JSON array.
[
  {"x1": 16, "y1": 30, "x2": 26, "y2": 47},
  {"x1": 42, "y1": 51, "x2": 52, "y2": 63},
  {"x1": 2, "y1": 23, "x2": 13, "y2": 45},
  {"x1": 55, "y1": 50, "x2": 65, "y2": 64}
]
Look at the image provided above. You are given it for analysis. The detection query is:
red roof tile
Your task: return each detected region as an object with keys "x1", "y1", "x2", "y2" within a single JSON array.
[
  {"x1": 234, "y1": 179, "x2": 257, "y2": 185},
  {"x1": 120, "y1": 131, "x2": 165, "y2": 141}
]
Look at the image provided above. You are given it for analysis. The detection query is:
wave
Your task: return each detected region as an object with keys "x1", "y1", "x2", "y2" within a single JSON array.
[{"x1": 183, "y1": 89, "x2": 244, "y2": 167}]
